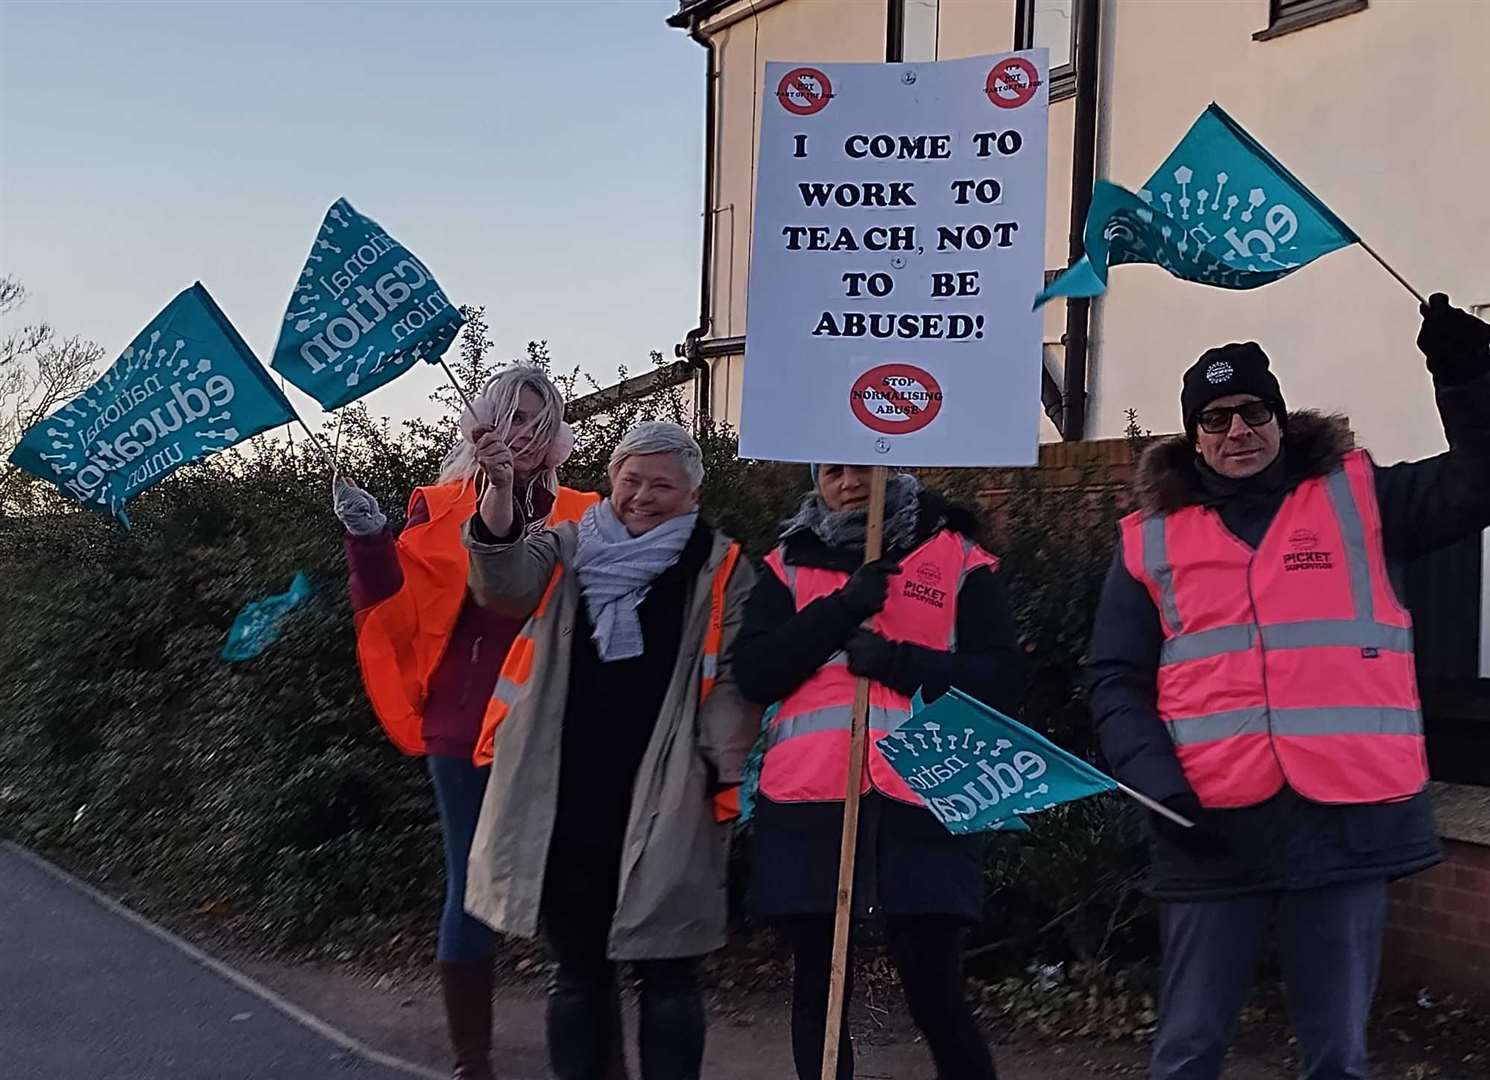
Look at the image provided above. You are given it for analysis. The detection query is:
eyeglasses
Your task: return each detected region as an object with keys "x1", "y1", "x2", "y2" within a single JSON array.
[{"x1": 1197, "y1": 401, "x2": 1275, "y2": 435}]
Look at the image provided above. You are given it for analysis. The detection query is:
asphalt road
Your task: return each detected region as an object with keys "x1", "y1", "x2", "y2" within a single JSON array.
[{"x1": 0, "y1": 842, "x2": 438, "y2": 1080}]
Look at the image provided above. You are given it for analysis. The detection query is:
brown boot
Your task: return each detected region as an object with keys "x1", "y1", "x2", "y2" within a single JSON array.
[{"x1": 439, "y1": 960, "x2": 495, "y2": 1080}]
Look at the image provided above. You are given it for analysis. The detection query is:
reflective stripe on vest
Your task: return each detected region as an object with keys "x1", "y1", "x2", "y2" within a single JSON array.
[
  {"x1": 1120, "y1": 450, "x2": 1426, "y2": 808},
  {"x1": 354, "y1": 483, "x2": 598, "y2": 756},
  {"x1": 473, "y1": 540, "x2": 743, "y2": 767},
  {"x1": 759, "y1": 530, "x2": 998, "y2": 804},
  {"x1": 763, "y1": 704, "x2": 913, "y2": 749},
  {"x1": 701, "y1": 544, "x2": 743, "y2": 699}
]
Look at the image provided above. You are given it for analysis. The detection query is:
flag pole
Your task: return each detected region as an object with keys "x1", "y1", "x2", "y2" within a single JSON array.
[
  {"x1": 437, "y1": 357, "x2": 477, "y2": 413},
  {"x1": 1354, "y1": 237, "x2": 1425, "y2": 306},
  {"x1": 820, "y1": 464, "x2": 887, "y2": 1080},
  {"x1": 330, "y1": 415, "x2": 344, "y2": 485},
  {"x1": 1114, "y1": 781, "x2": 1195, "y2": 828},
  {"x1": 293, "y1": 417, "x2": 337, "y2": 473}
]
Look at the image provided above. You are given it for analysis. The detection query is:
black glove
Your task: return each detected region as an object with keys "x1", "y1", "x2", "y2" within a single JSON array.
[
  {"x1": 835, "y1": 558, "x2": 902, "y2": 622},
  {"x1": 845, "y1": 629, "x2": 900, "y2": 683},
  {"x1": 1417, "y1": 292, "x2": 1490, "y2": 385},
  {"x1": 1150, "y1": 792, "x2": 1232, "y2": 860}
]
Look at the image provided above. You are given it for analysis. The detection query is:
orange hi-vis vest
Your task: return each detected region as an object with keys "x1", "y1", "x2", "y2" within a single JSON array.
[
  {"x1": 759, "y1": 530, "x2": 999, "y2": 805},
  {"x1": 473, "y1": 541, "x2": 744, "y2": 770},
  {"x1": 1119, "y1": 450, "x2": 1428, "y2": 810},
  {"x1": 355, "y1": 481, "x2": 599, "y2": 755}
]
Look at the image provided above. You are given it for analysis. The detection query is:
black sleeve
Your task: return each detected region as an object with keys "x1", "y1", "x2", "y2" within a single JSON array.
[
  {"x1": 1374, "y1": 372, "x2": 1490, "y2": 562},
  {"x1": 874, "y1": 566, "x2": 1025, "y2": 714},
  {"x1": 1083, "y1": 546, "x2": 1192, "y2": 803},
  {"x1": 732, "y1": 569, "x2": 862, "y2": 706},
  {"x1": 465, "y1": 485, "x2": 534, "y2": 546}
]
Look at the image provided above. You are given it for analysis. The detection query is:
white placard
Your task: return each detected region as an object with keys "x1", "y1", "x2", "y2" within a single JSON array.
[{"x1": 741, "y1": 52, "x2": 1050, "y2": 466}]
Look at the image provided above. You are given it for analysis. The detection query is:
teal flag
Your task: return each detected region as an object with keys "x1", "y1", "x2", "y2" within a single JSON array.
[
  {"x1": 272, "y1": 198, "x2": 463, "y2": 410},
  {"x1": 8, "y1": 284, "x2": 296, "y2": 524},
  {"x1": 1034, "y1": 103, "x2": 1357, "y2": 308},
  {"x1": 736, "y1": 699, "x2": 1027, "y2": 832},
  {"x1": 876, "y1": 688, "x2": 1116, "y2": 835},
  {"x1": 222, "y1": 571, "x2": 314, "y2": 661}
]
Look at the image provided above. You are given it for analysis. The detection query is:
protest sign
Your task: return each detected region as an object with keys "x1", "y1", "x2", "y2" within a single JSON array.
[
  {"x1": 741, "y1": 52, "x2": 1049, "y2": 467},
  {"x1": 8, "y1": 283, "x2": 295, "y2": 524},
  {"x1": 272, "y1": 198, "x2": 463, "y2": 410}
]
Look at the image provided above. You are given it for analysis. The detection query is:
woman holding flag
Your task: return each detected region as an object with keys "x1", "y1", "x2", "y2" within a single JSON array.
[
  {"x1": 334, "y1": 365, "x2": 604, "y2": 1080},
  {"x1": 460, "y1": 421, "x2": 758, "y2": 1080},
  {"x1": 733, "y1": 464, "x2": 1023, "y2": 1080}
]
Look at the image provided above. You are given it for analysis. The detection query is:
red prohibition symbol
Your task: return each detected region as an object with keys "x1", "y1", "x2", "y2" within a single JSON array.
[
  {"x1": 985, "y1": 57, "x2": 1040, "y2": 109},
  {"x1": 777, "y1": 67, "x2": 833, "y2": 115},
  {"x1": 849, "y1": 364, "x2": 944, "y2": 435}
]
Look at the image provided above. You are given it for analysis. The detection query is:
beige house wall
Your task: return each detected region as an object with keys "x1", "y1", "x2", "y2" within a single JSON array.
[
  {"x1": 688, "y1": 0, "x2": 1490, "y2": 463},
  {"x1": 699, "y1": 0, "x2": 888, "y2": 423}
]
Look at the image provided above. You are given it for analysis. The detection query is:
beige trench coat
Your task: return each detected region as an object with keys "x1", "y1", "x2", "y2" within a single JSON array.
[{"x1": 461, "y1": 516, "x2": 759, "y2": 960}]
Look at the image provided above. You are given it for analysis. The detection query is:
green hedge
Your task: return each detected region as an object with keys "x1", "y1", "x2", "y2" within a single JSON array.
[{"x1": 0, "y1": 337, "x2": 1148, "y2": 972}]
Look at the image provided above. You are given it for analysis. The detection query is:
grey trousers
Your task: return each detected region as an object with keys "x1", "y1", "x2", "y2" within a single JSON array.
[{"x1": 1151, "y1": 879, "x2": 1387, "y2": 1080}]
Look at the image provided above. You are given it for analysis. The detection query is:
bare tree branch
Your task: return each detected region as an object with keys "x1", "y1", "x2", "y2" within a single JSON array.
[
  {"x1": 0, "y1": 275, "x2": 24, "y2": 316},
  {"x1": 0, "y1": 274, "x2": 104, "y2": 466}
]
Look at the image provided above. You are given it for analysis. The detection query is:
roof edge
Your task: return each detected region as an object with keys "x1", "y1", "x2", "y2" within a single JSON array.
[{"x1": 666, "y1": 0, "x2": 734, "y2": 29}]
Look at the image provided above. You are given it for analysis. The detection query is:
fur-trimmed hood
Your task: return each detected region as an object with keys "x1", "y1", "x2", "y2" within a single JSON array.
[{"x1": 1134, "y1": 411, "x2": 1356, "y2": 516}]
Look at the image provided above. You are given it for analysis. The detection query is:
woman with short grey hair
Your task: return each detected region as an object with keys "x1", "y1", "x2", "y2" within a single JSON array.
[
  {"x1": 608, "y1": 420, "x2": 706, "y2": 489},
  {"x1": 462, "y1": 420, "x2": 758, "y2": 1080}
]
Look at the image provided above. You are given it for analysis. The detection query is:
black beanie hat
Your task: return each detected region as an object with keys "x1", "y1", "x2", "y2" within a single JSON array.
[{"x1": 1181, "y1": 342, "x2": 1285, "y2": 439}]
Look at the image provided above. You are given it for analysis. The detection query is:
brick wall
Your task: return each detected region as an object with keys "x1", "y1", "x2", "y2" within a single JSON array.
[
  {"x1": 976, "y1": 434, "x2": 1143, "y2": 497},
  {"x1": 920, "y1": 435, "x2": 1147, "y2": 536},
  {"x1": 1385, "y1": 840, "x2": 1490, "y2": 999}
]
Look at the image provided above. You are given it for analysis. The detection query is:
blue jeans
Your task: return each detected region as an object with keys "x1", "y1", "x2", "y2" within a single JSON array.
[
  {"x1": 428, "y1": 755, "x2": 497, "y2": 963},
  {"x1": 1152, "y1": 879, "x2": 1387, "y2": 1080}
]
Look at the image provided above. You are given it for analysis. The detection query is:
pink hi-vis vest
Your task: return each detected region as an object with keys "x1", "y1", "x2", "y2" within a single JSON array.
[
  {"x1": 1119, "y1": 450, "x2": 1428, "y2": 810},
  {"x1": 760, "y1": 530, "x2": 999, "y2": 804}
]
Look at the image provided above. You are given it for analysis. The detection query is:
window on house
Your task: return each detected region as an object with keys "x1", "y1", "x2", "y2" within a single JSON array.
[
  {"x1": 1015, "y1": 0, "x2": 1076, "y2": 102},
  {"x1": 1255, "y1": 0, "x2": 1368, "y2": 42}
]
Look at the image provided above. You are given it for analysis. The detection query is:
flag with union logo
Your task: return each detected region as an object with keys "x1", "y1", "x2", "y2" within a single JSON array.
[
  {"x1": 1034, "y1": 103, "x2": 1358, "y2": 308},
  {"x1": 8, "y1": 283, "x2": 296, "y2": 524},
  {"x1": 876, "y1": 688, "x2": 1117, "y2": 835},
  {"x1": 272, "y1": 198, "x2": 463, "y2": 410}
]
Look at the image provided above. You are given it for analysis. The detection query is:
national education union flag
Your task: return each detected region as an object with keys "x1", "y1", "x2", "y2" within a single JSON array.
[
  {"x1": 272, "y1": 198, "x2": 464, "y2": 411},
  {"x1": 8, "y1": 283, "x2": 296, "y2": 525},
  {"x1": 877, "y1": 688, "x2": 1117, "y2": 836},
  {"x1": 1035, "y1": 103, "x2": 1358, "y2": 308}
]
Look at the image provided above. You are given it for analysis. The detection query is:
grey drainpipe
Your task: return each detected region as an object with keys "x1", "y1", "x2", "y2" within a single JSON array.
[
  {"x1": 675, "y1": 18, "x2": 717, "y2": 420},
  {"x1": 1061, "y1": 0, "x2": 1100, "y2": 440}
]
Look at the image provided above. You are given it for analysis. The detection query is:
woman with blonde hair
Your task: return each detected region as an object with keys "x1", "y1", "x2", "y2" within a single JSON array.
[{"x1": 334, "y1": 365, "x2": 603, "y2": 1080}]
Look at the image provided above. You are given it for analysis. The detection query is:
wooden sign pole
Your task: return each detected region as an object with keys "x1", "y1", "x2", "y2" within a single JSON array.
[{"x1": 820, "y1": 464, "x2": 888, "y2": 1080}]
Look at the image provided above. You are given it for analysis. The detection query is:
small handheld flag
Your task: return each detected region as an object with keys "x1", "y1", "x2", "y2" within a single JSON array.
[
  {"x1": 8, "y1": 283, "x2": 296, "y2": 524},
  {"x1": 877, "y1": 688, "x2": 1119, "y2": 835},
  {"x1": 222, "y1": 571, "x2": 314, "y2": 662},
  {"x1": 272, "y1": 198, "x2": 464, "y2": 410}
]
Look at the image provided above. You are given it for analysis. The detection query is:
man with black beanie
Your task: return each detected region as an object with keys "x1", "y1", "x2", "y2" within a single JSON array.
[{"x1": 1087, "y1": 294, "x2": 1490, "y2": 1080}]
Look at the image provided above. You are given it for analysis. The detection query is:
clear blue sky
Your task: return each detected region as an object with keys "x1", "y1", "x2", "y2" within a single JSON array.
[{"x1": 0, "y1": 0, "x2": 703, "y2": 429}]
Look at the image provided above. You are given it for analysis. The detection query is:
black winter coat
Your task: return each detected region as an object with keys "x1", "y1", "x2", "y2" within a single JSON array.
[
  {"x1": 734, "y1": 491, "x2": 1024, "y2": 920},
  {"x1": 1087, "y1": 372, "x2": 1490, "y2": 900}
]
